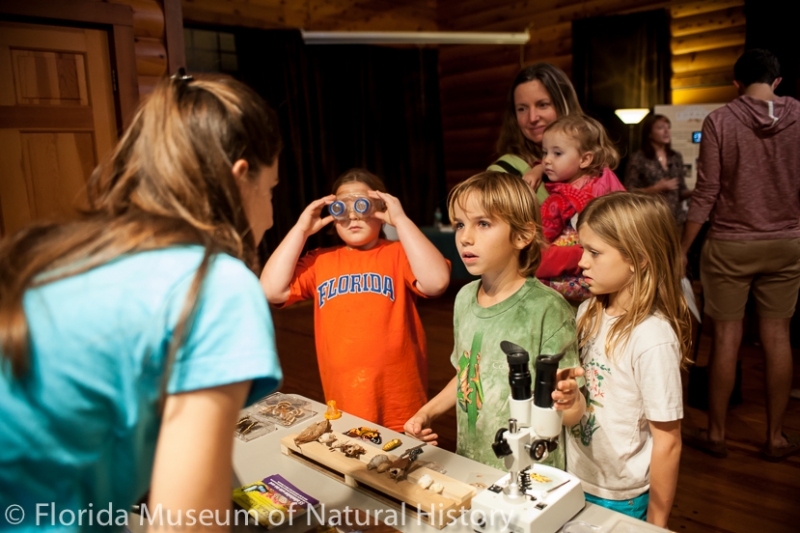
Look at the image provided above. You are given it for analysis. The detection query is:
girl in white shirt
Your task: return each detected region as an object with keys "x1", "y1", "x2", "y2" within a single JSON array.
[{"x1": 567, "y1": 192, "x2": 692, "y2": 528}]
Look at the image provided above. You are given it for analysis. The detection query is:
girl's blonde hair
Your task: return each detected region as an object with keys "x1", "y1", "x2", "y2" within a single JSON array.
[
  {"x1": 544, "y1": 114, "x2": 619, "y2": 177},
  {"x1": 575, "y1": 192, "x2": 692, "y2": 368},
  {"x1": 447, "y1": 172, "x2": 545, "y2": 277}
]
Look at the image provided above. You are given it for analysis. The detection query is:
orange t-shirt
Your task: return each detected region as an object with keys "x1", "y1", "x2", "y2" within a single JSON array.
[{"x1": 280, "y1": 240, "x2": 429, "y2": 431}]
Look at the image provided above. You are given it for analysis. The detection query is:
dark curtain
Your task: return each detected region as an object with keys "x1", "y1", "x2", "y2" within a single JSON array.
[
  {"x1": 744, "y1": 0, "x2": 798, "y2": 99},
  {"x1": 234, "y1": 29, "x2": 446, "y2": 262},
  {"x1": 572, "y1": 10, "x2": 671, "y2": 178}
]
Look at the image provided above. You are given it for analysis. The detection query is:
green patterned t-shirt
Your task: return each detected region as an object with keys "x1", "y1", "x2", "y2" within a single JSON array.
[{"x1": 451, "y1": 277, "x2": 580, "y2": 471}]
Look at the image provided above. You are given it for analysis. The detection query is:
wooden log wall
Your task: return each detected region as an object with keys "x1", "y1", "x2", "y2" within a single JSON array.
[
  {"x1": 105, "y1": 0, "x2": 168, "y2": 96},
  {"x1": 670, "y1": 0, "x2": 744, "y2": 104},
  {"x1": 438, "y1": 0, "x2": 746, "y2": 190},
  {"x1": 182, "y1": 0, "x2": 437, "y2": 31}
]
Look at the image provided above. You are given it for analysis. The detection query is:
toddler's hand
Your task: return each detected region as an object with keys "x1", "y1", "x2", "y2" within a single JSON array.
[
  {"x1": 369, "y1": 191, "x2": 407, "y2": 227},
  {"x1": 522, "y1": 164, "x2": 545, "y2": 191},
  {"x1": 404, "y1": 413, "x2": 439, "y2": 447},
  {"x1": 552, "y1": 366, "x2": 585, "y2": 411},
  {"x1": 297, "y1": 195, "x2": 336, "y2": 236}
]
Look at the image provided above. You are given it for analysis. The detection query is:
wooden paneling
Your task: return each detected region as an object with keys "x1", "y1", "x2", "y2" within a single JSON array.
[
  {"x1": 11, "y1": 50, "x2": 89, "y2": 106},
  {"x1": 21, "y1": 132, "x2": 96, "y2": 217},
  {"x1": 670, "y1": 25, "x2": 745, "y2": 54},
  {"x1": 133, "y1": 35, "x2": 167, "y2": 76},
  {"x1": 670, "y1": 5, "x2": 744, "y2": 37},
  {"x1": 438, "y1": 0, "x2": 746, "y2": 190},
  {"x1": 672, "y1": 84, "x2": 739, "y2": 104},
  {"x1": 0, "y1": 106, "x2": 94, "y2": 129},
  {"x1": 669, "y1": 0, "x2": 744, "y2": 106},
  {"x1": 182, "y1": 0, "x2": 437, "y2": 31},
  {"x1": 109, "y1": 0, "x2": 164, "y2": 37},
  {"x1": 106, "y1": 0, "x2": 171, "y2": 95},
  {"x1": 0, "y1": 21, "x2": 117, "y2": 234},
  {"x1": 671, "y1": 68, "x2": 734, "y2": 89},
  {"x1": 672, "y1": 45, "x2": 744, "y2": 74}
]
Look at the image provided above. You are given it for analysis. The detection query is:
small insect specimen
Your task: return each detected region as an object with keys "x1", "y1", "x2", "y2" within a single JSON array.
[
  {"x1": 236, "y1": 416, "x2": 260, "y2": 436},
  {"x1": 344, "y1": 426, "x2": 382, "y2": 444},
  {"x1": 382, "y1": 438, "x2": 402, "y2": 451}
]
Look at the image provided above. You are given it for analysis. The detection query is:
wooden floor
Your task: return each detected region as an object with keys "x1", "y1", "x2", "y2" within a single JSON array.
[{"x1": 272, "y1": 281, "x2": 800, "y2": 533}]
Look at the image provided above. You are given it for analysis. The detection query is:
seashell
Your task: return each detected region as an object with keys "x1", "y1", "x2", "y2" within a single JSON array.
[
  {"x1": 417, "y1": 474, "x2": 433, "y2": 489},
  {"x1": 319, "y1": 433, "x2": 337, "y2": 446},
  {"x1": 430, "y1": 483, "x2": 444, "y2": 494},
  {"x1": 368, "y1": 454, "x2": 390, "y2": 471},
  {"x1": 376, "y1": 462, "x2": 392, "y2": 473}
]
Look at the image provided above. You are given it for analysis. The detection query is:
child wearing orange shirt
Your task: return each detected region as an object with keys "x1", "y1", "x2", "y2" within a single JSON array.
[{"x1": 261, "y1": 169, "x2": 450, "y2": 431}]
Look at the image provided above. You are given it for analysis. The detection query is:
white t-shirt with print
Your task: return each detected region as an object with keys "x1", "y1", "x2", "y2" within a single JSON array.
[{"x1": 566, "y1": 302, "x2": 683, "y2": 500}]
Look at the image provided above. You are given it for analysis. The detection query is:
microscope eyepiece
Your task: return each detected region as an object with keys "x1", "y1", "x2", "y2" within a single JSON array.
[
  {"x1": 533, "y1": 352, "x2": 565, "y2": 408},
  {"x1": 500, "y1": 341, "x2": 531, "y2": 401}
]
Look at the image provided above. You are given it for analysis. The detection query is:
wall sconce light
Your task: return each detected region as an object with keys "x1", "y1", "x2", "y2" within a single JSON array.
[{"x1": 614, "y1": 108, "x2": 650, "y2": 125}]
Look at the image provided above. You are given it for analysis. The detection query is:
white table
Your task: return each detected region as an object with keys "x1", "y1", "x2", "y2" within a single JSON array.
[{"x1": 229, "y1": 395, "x2": 670, "y2": 533}]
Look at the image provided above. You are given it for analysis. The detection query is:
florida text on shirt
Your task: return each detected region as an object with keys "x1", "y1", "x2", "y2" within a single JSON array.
[{"x1": 317, "y1": 272, "x2": 395, "y2": 307}]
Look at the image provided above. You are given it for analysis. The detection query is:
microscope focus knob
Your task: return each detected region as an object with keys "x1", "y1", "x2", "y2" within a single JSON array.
[{"x1": 491, "y1": 429, "x2": 512, "y2": 458}]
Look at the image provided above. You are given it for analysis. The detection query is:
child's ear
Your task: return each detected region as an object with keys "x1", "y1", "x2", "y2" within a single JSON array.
[
  {"x1": 513, "y1": 223, "x2": 536, "y2": 250},
  {"x1": 579, "y1": 152, "x2": 594, "y2": 170}
]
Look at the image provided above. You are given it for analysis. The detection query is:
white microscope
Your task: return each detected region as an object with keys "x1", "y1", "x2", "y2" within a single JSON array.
[{"x1": 470, "y1": 341, "x2": 585, "y2": 533}]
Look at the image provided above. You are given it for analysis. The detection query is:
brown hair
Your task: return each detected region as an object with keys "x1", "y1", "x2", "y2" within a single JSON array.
[
  {"x1": 575, "y1": 192, "x2": 692, "y2": 368},
  {"x1": 544, "y1": 114, "x2": 619, "y2": 177},
  {"x1": 0, "y1": 75, "x2": 282, "y2": 380},
  {"x1": 447, "y1": 171, "x2": 545, "y2": 277},
  {"x1": 496, "y1": 63, "x2": 583, "y2": 164},
  {"x1": 331, "y1": 168, "x2": 388, "y2": 195},
  {"x1": 640, "y1": 113, "x2": 674, "y2": 160}
]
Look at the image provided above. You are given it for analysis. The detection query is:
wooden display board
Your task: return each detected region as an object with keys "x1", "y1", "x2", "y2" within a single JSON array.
[{"x1": 281, "y1": 431, "x2": 476, "y2": 529}]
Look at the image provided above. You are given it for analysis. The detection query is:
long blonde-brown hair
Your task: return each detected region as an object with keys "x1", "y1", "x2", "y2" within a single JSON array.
[
  {"x1": 575, "y1": 193, "x2": 692, "y2": 367},
  {"x1": 0, "y1": 75, "x2": 282, "y2": 380},
  {"x1": 447, "y1": 171, "x2": 545, "y2": 277}
]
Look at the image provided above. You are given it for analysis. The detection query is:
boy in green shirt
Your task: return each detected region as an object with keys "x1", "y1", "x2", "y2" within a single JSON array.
[{"x1": 404, "y1": 171, "x2": 585, "y2": 470}]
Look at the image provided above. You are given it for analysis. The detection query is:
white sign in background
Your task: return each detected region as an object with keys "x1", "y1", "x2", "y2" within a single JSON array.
[{"x1": 654, "y1": 103, "x2": 725, "y2": 190}]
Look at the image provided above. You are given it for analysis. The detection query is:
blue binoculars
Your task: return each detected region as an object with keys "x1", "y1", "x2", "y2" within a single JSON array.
[{"x1": 328, "y1": 194, "x2": 384, "y2": 220}]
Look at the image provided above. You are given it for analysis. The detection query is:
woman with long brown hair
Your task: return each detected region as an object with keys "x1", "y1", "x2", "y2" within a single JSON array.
[
  {"x1": 489, "y1": 63, "x2": 625, "y2": 283},
  {"x1": 624, "y1": 113, "x2": 692, "y2": 228},
  {"x1": 0, "y1": 74, "x2": 283, "y2": 530},
  {"x1": 489, "y1": 62, "x2": 625, "y2": 204}
]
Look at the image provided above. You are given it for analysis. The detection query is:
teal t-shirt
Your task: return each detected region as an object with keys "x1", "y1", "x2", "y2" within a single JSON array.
[
  {"x1": 0, "y1": 247, "x2": 282, "y2": 530},
  {"x1": 451, "y1": 277, "x2": 579, "y2": 470}
]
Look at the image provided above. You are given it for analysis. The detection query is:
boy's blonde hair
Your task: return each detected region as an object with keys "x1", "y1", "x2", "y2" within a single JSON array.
[
  {"x1": 447, "y1": 171, "x2": 545, "y2": 277},
  {"x1": 544, "y1": 114, "x2": 619, "y2": 177},
  {"x1": 576, "y1": 192, "x2": 692, "y2": 368}
]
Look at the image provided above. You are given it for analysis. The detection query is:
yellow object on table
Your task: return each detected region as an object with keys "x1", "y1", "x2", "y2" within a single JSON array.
[{"x1": 323, "y1": 399, "x2": 341, "y2": 420}]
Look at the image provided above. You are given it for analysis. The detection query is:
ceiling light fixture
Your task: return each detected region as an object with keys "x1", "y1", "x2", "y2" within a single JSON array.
[{"x1": 300, "y1": 30, "x2": 530, "y2": 46}]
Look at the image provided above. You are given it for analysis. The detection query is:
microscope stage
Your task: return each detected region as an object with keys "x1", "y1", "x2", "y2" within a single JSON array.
[{"x1": 470, "y1": 464, "x2": 584, "y2": 533}]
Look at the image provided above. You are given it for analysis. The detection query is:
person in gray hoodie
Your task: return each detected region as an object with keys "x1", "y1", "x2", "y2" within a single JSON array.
[{"x1": 681, "y1": 49, "x2": 800, "y2": 462}]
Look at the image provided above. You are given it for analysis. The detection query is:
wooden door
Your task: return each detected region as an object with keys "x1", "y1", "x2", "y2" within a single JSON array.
[{"x1": 0, "y1": 21, "x2": 118, "y2": 238}]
